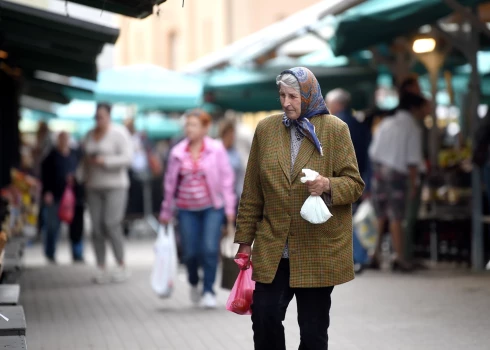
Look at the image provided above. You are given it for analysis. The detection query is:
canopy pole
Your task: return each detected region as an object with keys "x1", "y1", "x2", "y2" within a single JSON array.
[
  {"x1": 416, "y1": 49, "x2": 446, "y2": 167},
  {"x1": 435, "y1": 4, "x2": 485, "y2": 270}
]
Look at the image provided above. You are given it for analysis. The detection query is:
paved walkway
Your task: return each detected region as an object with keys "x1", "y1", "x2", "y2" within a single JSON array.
[{"x1": 19, "y1": 239, "x2": 490, "y2": 350}]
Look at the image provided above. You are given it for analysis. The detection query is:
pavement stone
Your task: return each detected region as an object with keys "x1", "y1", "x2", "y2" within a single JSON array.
[{"x1": 17, "y1": 239, "x2": 490, "y2": 350}]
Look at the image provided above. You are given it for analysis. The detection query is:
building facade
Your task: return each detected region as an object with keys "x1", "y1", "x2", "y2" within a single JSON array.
[{"x1": 115, "y1": 0, "x2": 322, "y2": 70}]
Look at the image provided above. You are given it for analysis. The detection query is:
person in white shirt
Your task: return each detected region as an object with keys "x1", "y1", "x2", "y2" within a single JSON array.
[
  {"x1": 80, "y1": 103, "x2": 134, "y2": 284},
  {"x1": 369, "y1": 93, "x2": 428, "y2": 271}
]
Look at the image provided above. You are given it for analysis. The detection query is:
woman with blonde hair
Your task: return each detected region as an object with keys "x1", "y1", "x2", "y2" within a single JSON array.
[{"x1": 160, "y1": 109, "x2": 236, "y2": 308}]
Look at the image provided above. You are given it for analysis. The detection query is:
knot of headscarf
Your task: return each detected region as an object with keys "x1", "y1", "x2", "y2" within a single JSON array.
[{"x1": 280, "y1": 67, "x2": 329, "y2": 156}]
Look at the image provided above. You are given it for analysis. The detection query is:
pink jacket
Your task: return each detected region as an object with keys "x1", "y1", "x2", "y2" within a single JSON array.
[{"x1": 159, "y1": 136, "x2": 236, "y2": 221}]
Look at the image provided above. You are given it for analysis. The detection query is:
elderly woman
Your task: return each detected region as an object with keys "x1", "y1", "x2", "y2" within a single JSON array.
[{"x1": 234, "y1": 67, "x2": 364, "y2": 350}]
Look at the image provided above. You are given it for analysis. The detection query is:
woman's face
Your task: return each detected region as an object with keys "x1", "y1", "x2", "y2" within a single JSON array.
[
  {"x1": 95, "y1": 107, "x2": 111, "y2": 130},
  {"x1": 185, "y1": 115, "x2": 208, "y2": 142},
  {"x1": 222, "y1": 128, "x2": 235, "y2": 149},
  {"x1": 279, "y1": 85, "x2": 302, "y2": 120}
]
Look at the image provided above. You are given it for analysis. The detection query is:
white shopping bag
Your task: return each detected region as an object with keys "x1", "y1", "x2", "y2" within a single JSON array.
[
  {"x1": 151, "y1": 224, "x2": 178, "y2": 298},
  {"x1": 353, "y1": 199, "x2": 378, "y2": 252},
  {"x1": 300, "y1": 169, "x2": 333, "y2": 224}
]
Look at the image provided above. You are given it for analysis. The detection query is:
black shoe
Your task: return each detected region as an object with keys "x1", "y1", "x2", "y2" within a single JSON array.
[
  {"x1": 73, "y1": 257, "x2": 85, "y2": 264},
  {"x1": 354, "y1": 263, "x2": 365, "y2": 274},
  {"x1": 392, "y1": 260, "x2": 413, "y2": 273},
  {"x1": 367, "y1": 258, "x2": 381, "y2": 270}
]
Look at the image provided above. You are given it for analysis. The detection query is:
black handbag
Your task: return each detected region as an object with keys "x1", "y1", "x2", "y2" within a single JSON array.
[{"x1": 220, "y1": 234, "x2": 240, "y2": 290}]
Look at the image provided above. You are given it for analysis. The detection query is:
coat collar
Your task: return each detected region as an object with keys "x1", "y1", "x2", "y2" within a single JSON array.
[
  {"x1": 277, "y1": 116, "x2": 324, "y2": 185},
  {"x1": 173, "y1": 136, "x2": 214, "y2": 159}
]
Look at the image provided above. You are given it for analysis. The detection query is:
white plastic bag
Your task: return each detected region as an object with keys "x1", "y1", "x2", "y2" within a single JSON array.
[
  {"x1": 151, "y1": 224, "x2": 178, "y2": 298},
  {"x1": 300, "y1": 169, "x2": 333, "y2": 224},
  {"x1": 353, "y1": 199, "x2": 378, "y2": 252}
]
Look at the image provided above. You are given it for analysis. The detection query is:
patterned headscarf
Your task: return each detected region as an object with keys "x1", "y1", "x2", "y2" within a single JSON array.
[{"x1": 280, "y1": 67, "x2": 329, "y2": 156}]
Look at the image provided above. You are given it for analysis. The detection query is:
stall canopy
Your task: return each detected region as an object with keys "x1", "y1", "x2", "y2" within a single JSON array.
[
  {"x1": 0, "y1": 1, "x2": 119, "y2": 81},
  {"x1": 65, "y1": 0, "x2": 167, "y2": 18},
  {"x1": 95, "y1": 65, "x2": 203, "y2": 112},
  {"x1": 329, "y1": 0, "x2": 486, "y2": 56},
  {"x1": 54, "y1": 100, "x2": 182, "y2": 140},
  {"x1": 204, "y1": 64, "x2": 377, "y2": 112},
  {"x1": 183, "y1": 0, "x2": 362, "y2": 74},
  {"x1": 22, "y1": 78, "x2": 94, "y2": 105}
]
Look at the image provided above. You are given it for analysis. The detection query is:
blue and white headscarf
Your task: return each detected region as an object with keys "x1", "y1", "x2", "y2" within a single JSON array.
[{"x1": 279, "y1": 67, "x2": 329, "y2": 156}]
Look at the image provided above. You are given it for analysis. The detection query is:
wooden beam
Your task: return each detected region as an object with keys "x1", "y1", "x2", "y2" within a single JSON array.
[
  {"x1": 433, "y1": 23, "x2": 470, "y2": 56},
  {"x1": 443, "y1": 0, "x2": 490, "y2": 39}
]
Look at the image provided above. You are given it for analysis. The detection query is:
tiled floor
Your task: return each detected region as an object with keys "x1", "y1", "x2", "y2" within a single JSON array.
[{"x1": 19, "y1": 239, "x2": 490, "y2": 350}]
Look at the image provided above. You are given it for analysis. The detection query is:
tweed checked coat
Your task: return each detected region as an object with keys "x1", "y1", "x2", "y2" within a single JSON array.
[{"x1": 234, "y1": 113, "x2": 364, "y2": 288}]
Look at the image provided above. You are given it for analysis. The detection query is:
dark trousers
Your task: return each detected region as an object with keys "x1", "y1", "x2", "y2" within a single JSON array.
[
  {"x1": 69, "y1": 205, "x2": 84, "y2": 260},
  {"x1": 252, "y1": 259, "x2": 334, "y2": 350}
]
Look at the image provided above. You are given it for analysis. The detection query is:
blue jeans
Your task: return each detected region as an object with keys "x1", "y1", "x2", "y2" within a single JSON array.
[
  {"x1": 43, "y1": 203, "x2": 61, "y2": 260},
  {"x1": 178, "y1": 207, "x2": 225, "y2": 295}
]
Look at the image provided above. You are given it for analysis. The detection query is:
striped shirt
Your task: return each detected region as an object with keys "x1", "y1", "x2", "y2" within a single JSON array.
[{"x1": 175, "y1": 144, "x2": 213, "y2": 211}]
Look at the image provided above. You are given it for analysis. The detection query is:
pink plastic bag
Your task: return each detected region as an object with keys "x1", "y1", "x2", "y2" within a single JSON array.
[
  {"x1": 226, "y1": 253, "x2": 255, "y2": 315},
  {"x1": 58, "y1": 185, "x2": 75, "y2": 224}
]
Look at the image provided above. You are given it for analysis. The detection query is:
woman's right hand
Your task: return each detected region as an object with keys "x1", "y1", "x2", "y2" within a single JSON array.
[{"x1": 235, "y1": 244, "x2": 252, "y2": 270}]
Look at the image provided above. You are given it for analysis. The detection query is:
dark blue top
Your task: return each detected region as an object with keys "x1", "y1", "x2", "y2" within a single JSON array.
[
  {"x1": 41, "y1": 148, "x2": 83, "y2": 202},
  {"x1": 336, "y1": 109, "x2": 371, "y2": 190}
]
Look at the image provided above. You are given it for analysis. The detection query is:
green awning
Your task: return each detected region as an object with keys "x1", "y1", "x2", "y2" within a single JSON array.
[
  {"x1": 204, "y1": 65, "x2": 377, "y2": 112},
  {"x1": 54, "y1": 101, "x2": 182, "y2": 140},
  {"x1": 329, "y1": 0, "x2": 486, "y2": 56},
  {"x1": 65, "y1": 0, "x2": 167, "y2": 18},
  {"x1": 21, "y1": 108, "x2": 57, "y2": 121},
  {"x1": 0, "y1": 1, "x2": 119, "y2": 80},
  {"x1": 95, "y1": 65, "x2": 203, "y2": 112},
  {"x1": 22, "y1": 77, "x2": 94, "y2": 105},
  {"x1": 298, "y1": 47, "x2": 350, "y2": 67}
]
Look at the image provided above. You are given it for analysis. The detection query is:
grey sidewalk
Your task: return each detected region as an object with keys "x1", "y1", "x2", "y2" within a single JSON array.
[{"x1": 19, "y1": 240, "x2": 490, "y2": 350}]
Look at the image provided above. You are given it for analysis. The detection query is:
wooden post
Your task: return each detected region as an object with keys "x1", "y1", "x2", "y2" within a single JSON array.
[
  {"x1": 416, "y1": 49, "x2": 447, "y2": 170},
  {"x1": 435, "y1": 2, "x2": 486, "y2": 270}
]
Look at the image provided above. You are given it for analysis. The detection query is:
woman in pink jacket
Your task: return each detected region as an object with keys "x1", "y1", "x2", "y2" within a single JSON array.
[{"x1": 160, "y1": 109, "x2": 236, "y2": 308}]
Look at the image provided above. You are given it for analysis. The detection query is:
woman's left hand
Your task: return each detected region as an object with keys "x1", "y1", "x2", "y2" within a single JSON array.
[{"x1": 306, "y1": 175, "x2": 330, "y2": 196}]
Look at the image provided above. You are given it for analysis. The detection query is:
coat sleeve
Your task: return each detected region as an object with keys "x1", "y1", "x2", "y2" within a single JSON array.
[
  {"x1": 234, "y1": 126, "x2": 264, "y2": 245},
  {"x1": 41, "y1": 151, "x2": 55, "y2": 195},
  {"x1": 328, "y1": 122, "x2": 365, "y2": 206},
  {"x1": 217, "y1": 144, "x2": 236, "y2": 218}
]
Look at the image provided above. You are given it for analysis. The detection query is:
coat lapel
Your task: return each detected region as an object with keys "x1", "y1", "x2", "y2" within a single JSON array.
[
  {"x1": 291, "y1": 116, "x2": 324, "y2": 182},
  {"x1": 277, "y1": 122, "x2": 292, "y2": 184}
]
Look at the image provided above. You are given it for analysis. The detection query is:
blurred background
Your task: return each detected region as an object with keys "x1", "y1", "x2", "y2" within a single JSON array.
[{"x1": 1, "y1": 0, "x2": 490, "y2": 349}]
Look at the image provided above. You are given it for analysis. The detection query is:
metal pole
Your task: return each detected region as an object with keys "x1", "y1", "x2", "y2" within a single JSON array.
[{"x1": 468, "y1": 50, "x2": 484, "y2": 271}]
